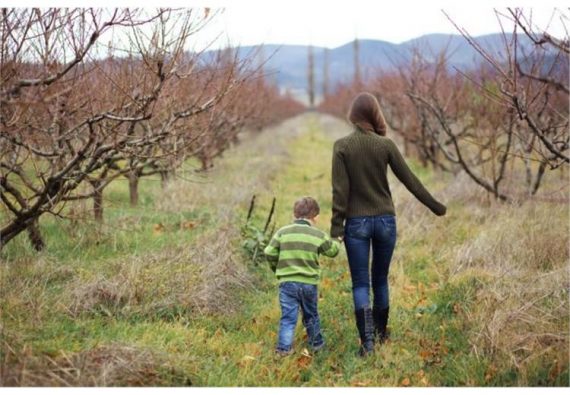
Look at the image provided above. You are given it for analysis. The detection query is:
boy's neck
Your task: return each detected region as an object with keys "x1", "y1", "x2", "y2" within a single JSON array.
[{"x1": 294, "y1": 218, "x2": 314, "y2": 226}]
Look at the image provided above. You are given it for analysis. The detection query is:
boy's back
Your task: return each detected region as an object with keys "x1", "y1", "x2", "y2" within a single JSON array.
[
  {"x1": 264, "y1": 219, "x2": 339, "y2": 285},
  {"x1": 264, "y1": 196, "x2": 339, "y2": 355}
]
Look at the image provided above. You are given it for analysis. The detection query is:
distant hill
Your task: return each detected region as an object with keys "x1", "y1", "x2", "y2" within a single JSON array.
[{"x1": 210, "y1": 33, "x2": 539, "y2": 102}]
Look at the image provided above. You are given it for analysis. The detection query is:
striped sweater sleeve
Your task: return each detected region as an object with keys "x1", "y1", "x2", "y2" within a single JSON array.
[{"x1": 318, "y1": 234, "x2": 340, "y2": 258}]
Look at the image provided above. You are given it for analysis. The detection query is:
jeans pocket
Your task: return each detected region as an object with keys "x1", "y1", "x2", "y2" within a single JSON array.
[
  {"x1": 280, "y1": 281, "x2": 298, "y2": 296},
  {"x1": 379, "y1": 216, "x2": 397, "y2": 242},
  {"x1": 302, "y1": 284, "x2": 318, "y2": 299},
  {"x1": 346, "y1": 218, "x2": 370, "y2": 238}
]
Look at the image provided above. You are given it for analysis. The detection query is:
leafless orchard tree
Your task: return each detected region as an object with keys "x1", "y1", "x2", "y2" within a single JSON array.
[
  {"x1": 445, "y1": 8, "x2": 569, "y2": 175},
  {"x1": 399, "y1": 48, "x2": 518, "y2": 200},
  {"x1": 0, "y1": 8, "x2": 247, "y2": 249},
  {"x1": 396, "y1": 9, "x2": 568, "y2": 201}
]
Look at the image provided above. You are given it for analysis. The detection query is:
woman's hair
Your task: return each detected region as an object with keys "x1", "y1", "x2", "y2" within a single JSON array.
[{"x1": 347, "y1": 92, "x2": 387, "y2": 136}]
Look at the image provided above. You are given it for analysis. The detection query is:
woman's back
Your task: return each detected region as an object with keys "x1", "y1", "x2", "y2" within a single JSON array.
[
  {"x1": 333, "y1": 128, "x2": 395, "y2": 216},
  {"x1": 331, "y1": 127, "x2": 446, "y2": 238}
]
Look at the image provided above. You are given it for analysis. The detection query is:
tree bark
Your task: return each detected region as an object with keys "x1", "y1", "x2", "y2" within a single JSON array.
[
  {"x1": 128, "y1": 172, "x2": 139, "y2": 207},
  {"x1": 160, "y1": 170, "x2": 169, "y2": 189},
  {"x1": 92, "y1": 181, "x2": 104, "y2": 222},
  {"x1": 26, "y1": 218, "x2": 45, "y2": 251}
]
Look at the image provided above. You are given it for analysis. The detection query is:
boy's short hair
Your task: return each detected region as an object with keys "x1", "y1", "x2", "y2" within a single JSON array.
[{"x1": 293, "y1": 196, "x2": 320, "y2": 219}]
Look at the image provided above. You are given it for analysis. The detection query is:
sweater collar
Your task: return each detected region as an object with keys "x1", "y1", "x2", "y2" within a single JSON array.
[
  {"x1": 355, "y1": 125, "x2": 373, "y2": 135},
  {"x1": 294, "y1": 219, "x2": 312, "y2": 226}
]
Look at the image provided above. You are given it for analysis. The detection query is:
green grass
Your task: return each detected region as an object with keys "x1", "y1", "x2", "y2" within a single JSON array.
[{"x1": 1, "y1": 113, "x2": 568, "y2": 386}]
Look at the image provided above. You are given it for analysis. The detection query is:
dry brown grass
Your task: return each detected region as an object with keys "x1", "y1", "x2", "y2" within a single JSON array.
[
  {"x1": 1, "y1": 341, "x2": 191, "y2": 386},
  {"x1": 389, "y1": 161, "x2": 569, "y2": 384},
  {"x1": 452, "y1": 202, "x2": 569, "y2": 378},
  {"x1": 65, "y1": 226, "x2": 252, "y2": 319}
]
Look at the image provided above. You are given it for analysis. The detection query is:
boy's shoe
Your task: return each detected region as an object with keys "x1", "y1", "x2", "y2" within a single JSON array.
[
  {"x1": 311, "y1": 342, "x2": 325, "y2": 353},
  {"x1": 275, "y1": 348, "x2": 293, "y2": 357}
]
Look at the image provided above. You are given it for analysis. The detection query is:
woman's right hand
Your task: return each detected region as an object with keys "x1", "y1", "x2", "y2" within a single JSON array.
[{"x1": 434, "y1": 203, "x2": 447, "y2": 216}]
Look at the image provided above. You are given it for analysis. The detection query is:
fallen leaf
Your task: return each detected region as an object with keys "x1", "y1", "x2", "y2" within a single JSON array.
[
  {"x1": 401, "y1": 377, "x2": 411, "y2": 387},
  {"x1": 321, "y1": 278, "x2": 333, "y2": 289},
  {"x1": 296, "y1": 352, "x2": 312, "y2": 369},
  {"x1": 415, "y1": 296, "x2": 428, "y2": 307},
  {"x1": 403, "y1": 284, "x2": 417, "y2": 292},
  {"x1": 418, "y1": 282, "x2": 425, "y2": 294},
  {"x1": 180, "y1": 221, "x2": 197, "y2": 230},
  {"x1": 153, "y1": 223, "x2": 165, "y2": 235},
  {"x1": 485, "y1": 363, "x2": 498, "y2": 383},
  {"x1": 301, "y1": 348, "x2": 312, "y2": 357}
]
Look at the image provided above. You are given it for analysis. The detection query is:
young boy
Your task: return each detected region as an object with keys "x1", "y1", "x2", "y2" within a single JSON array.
[{"x1": 264, "y1": 196, "x2": 340, "y2": 356}]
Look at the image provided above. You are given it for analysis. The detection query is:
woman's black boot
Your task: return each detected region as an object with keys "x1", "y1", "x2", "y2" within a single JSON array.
[
  {"x1": 355, "y1": 307, "x2": 375, "y2": 356},
  {"x1": 373, "y1": 306, "x2": 390, "y2": 344}
]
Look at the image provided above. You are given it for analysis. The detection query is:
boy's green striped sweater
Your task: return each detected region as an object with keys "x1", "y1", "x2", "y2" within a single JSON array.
[{"x1": 264, "y1": 219, "x2": 339, "y2": 285}]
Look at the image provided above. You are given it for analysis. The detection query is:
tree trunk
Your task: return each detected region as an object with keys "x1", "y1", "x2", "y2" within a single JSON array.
[
  {"x1": 1, "y1": 213, "x2": 41, "y2": 251},
  {"x1": 26, "y1": 218, "x2": 45, "y2": 251},
  {"x1": 524, "y1": 157, "x2": 532, "y2": 194},
  {"x1": 128, "y1": 172, "x2": 139, "y2": 207},
  {"x1": 531, "y1": 162, "x2": 547, "y2": 195},
  {"x1": 92, "y1": 181, "x2": 104, "y2": 222},
  {"x1": 160, "y1": 170, "x2": 169, "y2": 189},
  {"x1": 307, "y1": 45, "x2": 315, "y2": 108}
]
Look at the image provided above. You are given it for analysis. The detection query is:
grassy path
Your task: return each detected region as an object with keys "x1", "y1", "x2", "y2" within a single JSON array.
[
  {"x1": 2, "y1": 113, "x2": 567, "y2": 386},
  {"x1": 187, "y1": 114, "x2": 482, "y2": 386}
]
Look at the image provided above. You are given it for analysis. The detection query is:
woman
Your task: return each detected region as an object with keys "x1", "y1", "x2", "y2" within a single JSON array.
[{"x1": 330, "y1": 92, "x2": 447, "y2": 356}]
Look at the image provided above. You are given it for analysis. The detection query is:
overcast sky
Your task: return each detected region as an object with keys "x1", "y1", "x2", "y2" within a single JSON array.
[
  {"x1": 21, "y1": 0, "x2": 570, "y2": 51},
  {"x1": 201, "y1": 1, "x2": 569, "y2": 49}
]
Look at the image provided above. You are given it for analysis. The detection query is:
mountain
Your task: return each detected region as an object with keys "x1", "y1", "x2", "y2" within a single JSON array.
[{"x1": 214, "y1": 33, "x2": 538, "y2": 100}]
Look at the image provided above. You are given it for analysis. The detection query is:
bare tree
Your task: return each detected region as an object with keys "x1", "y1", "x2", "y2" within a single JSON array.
[
  {"x1": 401, "y1": 49, "x2": 516, "y2": 200},
  {"x1": 322, "y1": 47, "x2": 330, "y2": 100},
  {"x1": 444, "y1": 8, "x2": 569, "y2": 168},
  {"x1": 0, "y1": 8, "x2": 242, "y2": 247},
  {"x1": 307, "y1": 44, "x2": 315, "y2": 108},
  {"x1": 353, "y1": 38, "x2": 361, "y2": 87}
]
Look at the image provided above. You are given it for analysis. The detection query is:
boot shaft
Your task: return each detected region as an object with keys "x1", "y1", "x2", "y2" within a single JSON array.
[
  {"x1": 373, "y1": 306, "x2": 390, "y2": 342},
  {"x1": 355, "y1": 307, "x2": 375, "y2": 355}
]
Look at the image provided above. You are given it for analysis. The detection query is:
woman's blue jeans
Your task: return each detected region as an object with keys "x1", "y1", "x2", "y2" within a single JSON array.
[{"x1": 344, "y1": 215, "x2": 397, "y2": 311}]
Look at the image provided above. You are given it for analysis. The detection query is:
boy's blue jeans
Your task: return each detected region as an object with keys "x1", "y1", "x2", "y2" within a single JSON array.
[
  {"x1": 276, "y1": 281, "x2": 324, "y2": 352},
  {"x1": 344, "y1": 215, "x2": 397, "y2": 311}
]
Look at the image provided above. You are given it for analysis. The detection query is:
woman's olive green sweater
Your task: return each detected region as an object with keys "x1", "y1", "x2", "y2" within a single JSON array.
[{"x1": 330, "y1": 127, "x2": 446, "y2": 238}]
